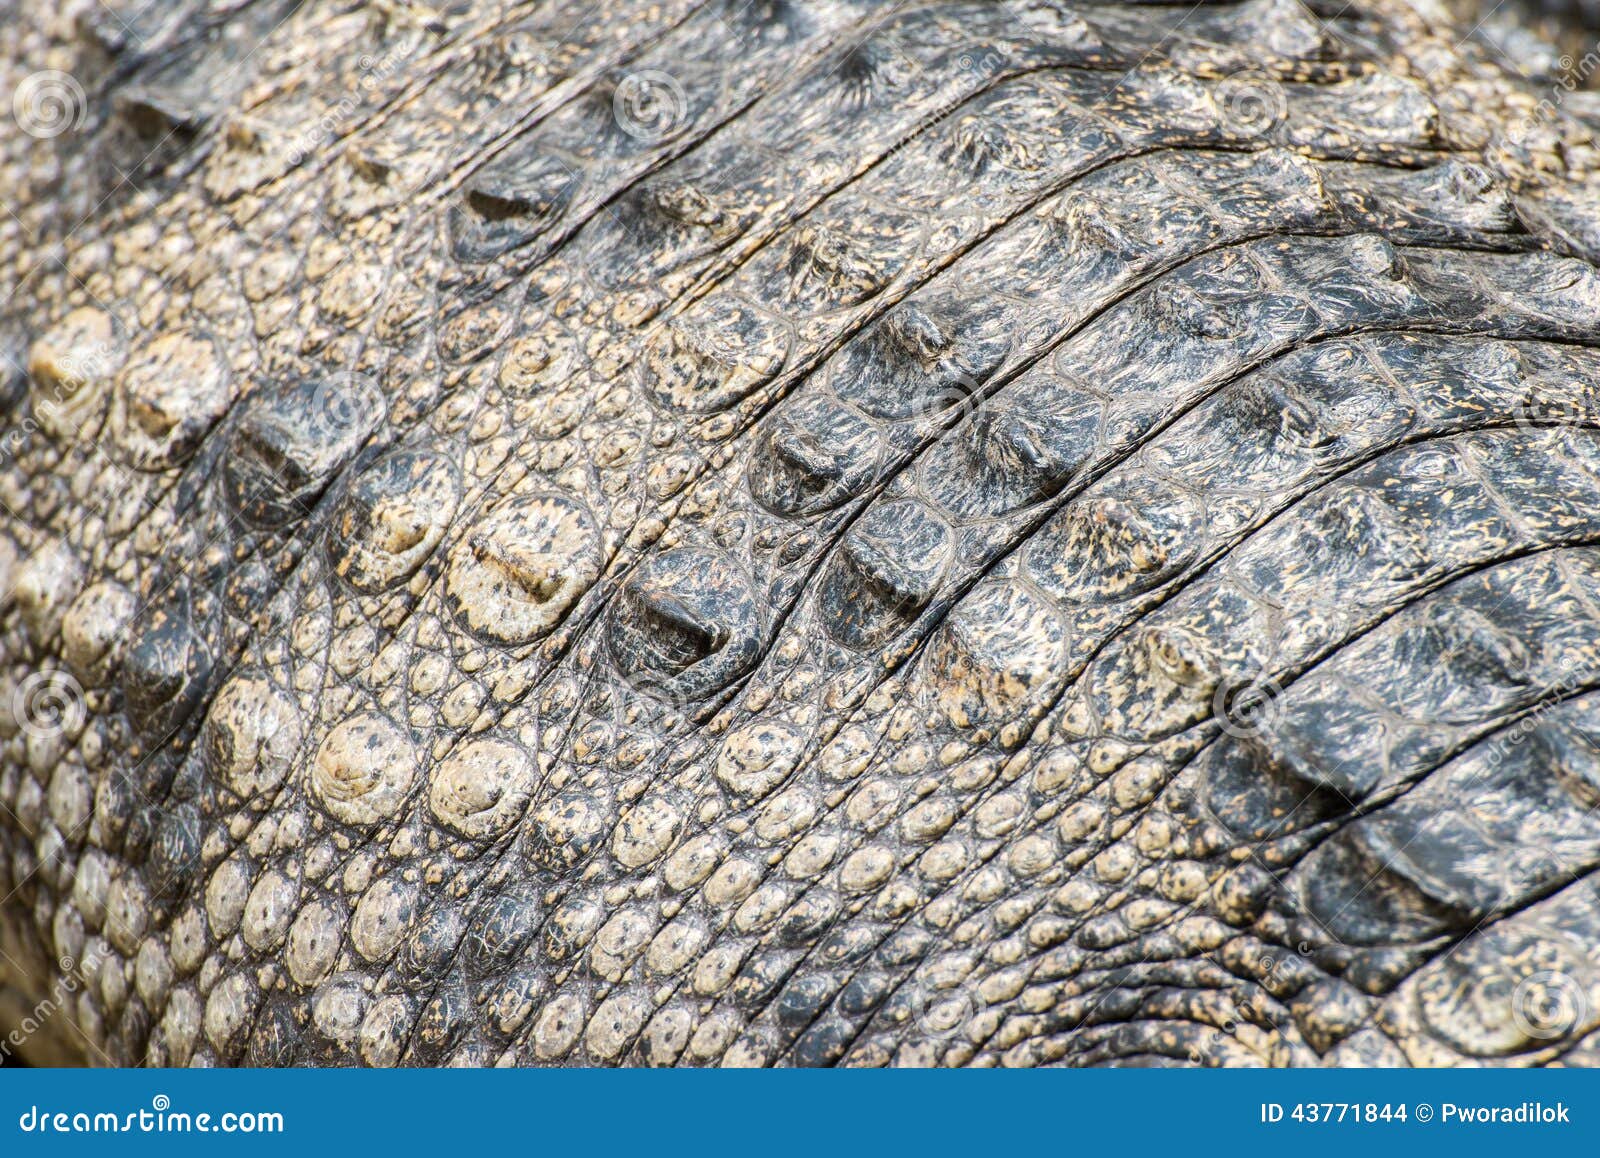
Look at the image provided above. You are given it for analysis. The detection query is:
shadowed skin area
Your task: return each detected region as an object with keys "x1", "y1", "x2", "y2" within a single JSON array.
[{"x1": 2, "y1": 0, "x2": 1600, "y2": 1068}]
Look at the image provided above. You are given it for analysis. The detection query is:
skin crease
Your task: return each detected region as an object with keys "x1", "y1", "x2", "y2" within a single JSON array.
[{"x1": 2, "y1": 0, "x2": 1600, "y2": 1068}]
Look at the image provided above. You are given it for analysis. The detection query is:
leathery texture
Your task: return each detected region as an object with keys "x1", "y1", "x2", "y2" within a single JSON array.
[{"x1": 3, "y1": 0, "x2": 1600, "y2": 1068}]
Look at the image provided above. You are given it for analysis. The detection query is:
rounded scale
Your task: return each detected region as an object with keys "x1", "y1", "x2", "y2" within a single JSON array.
[
  {"x1": 919, "y1": 580, "x2": 1067, "y2": 730},
  {"x1": 120, "y1": 587, "x2": 214, "y2": 738},
  {"x1": 109, "y1": 329, "x2": 230, "y2": 470},
  {"x1": 308, "y1": 713, "x2": 417, "y2": 828},
  {"x1": 746, "y1": 394, "x2": 885, "y2": 518},
  {"x1": 918, "y1": 398, "x2": 1097, "y2": 519},
  {"x1": 26, "y1": 307, "x2": 121, "y2": 441},
  {"x1": 818, "y1": 499, "x2": 950, "y2": 648},
  {"x1": 605, "y1": 547, "x2": 764, "y2": 702},
  {"x1": 328, "y1": 448, "x2": 461, "y2": 593},
  {"x1": 202, "y1": 674, "x2": 303, "y2": 801},
  {"x1": 444, "y1": 493, "x2": 601, "y2": 644},
  {"x1": 1025, "y1": 477, "x2": 1203, "y2": 605},
  {"x1": 15, "y1": 541, "x2": 86, "y2": 647},
  {"x1": 1416, "y1": 925, "x2": 1593, "y2": 1058},
  {"x1": 223, "y1": 373, "x2": 386, "y2": 529},
  {"x1": 61, "y1": 580, "x2": 137, "y2": 686},
  {"x1": 428, "y1": 737, "x2": 538, "y2": 841}
]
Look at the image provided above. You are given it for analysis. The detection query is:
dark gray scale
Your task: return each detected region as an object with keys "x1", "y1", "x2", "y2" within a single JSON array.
[
  {"x1": 831, "y1": 298, "x2": 1012, "y2": 421},
  {"x1": 1261, "y1": 73, "x2": 1442, "y2": 161},
  {"x1": 450, "y1": 150, "x2": 583, "y2": 265},
  {"x1": 1297, "y1": 693, "x2": 1600, "y2": 949},
  {"x1": 1282, "y1": 236, "x2": 1421, "y2": 327},
  {"x1": 929, "y1": 76, "x2": 1114, "y2": 195},
  {"x1": 768, "y1": 205, "x2": 923, "y2": 313},
  {"x1": 1251, "y1": 482, "x2": 1438, "y2": 606},
  {"x1": 818, "y1": 499, "x2": 952, "y2": 648},
  {"x1": 326, "y1": 448, "x2": 461, "y2": 594},
  {"x1": 1243, "y1": 429, "x2": 1600, "y2": 628},
  {"x1": 464, "y1": 888, "x2": 543, "y2": 977},
  {"x1": 1027, "y1": 169, "x2": 1206, "y2": 276},
  {"x1": 1099, "y1": 0, "x2": 1334, "y2": 73},
  {"x1": 1445, "y1": 341, "x2": 1595, "y2": 428},
  {"x1": 1204, "y1": 672, "x2": 1397, "y2": 845},
  {"x1": 747, "y1": 394, "x2": 888, "y2": 518},
  {"x1": 147, "y1": 800, "x2": 202, "y2": 900},
  {"x1": 579, "y1": 176, "x2": 755, "y2": 300},
  {"x1": 1382, "y1": 601, "x2": 1542, "y2": 725},
  {"x1": 409, "y1": 985, "x2": 473, "y2": 1063},
  {"x1": 1059, "y1": 243, "x2": 1311, "y2": 407},
  {"x1": 1323, "y1": 160, "x2": 1526, "y2": 249},
  {"x1": 105, "y1": 0, "x2": 300, "y2": 164},
  {"x1": 1081, "y1": 435, "x2": 1557, "y2": 747},
  {"x1": 120, "y1": 579, "x2": 217, "y2": 743},
  {"x1": 222, "y1": 375, "x2": 387, "y2": 529},
  {"x1": 1405, "y1": 248, "x2": 1600, "y2": 335},
  {"x1": 397, "y1": 903, "x2": 468, "y2": 988},
  {"x1": 643, "y1": 298, "x2": 790, "y2": 414},
  {"x1": 246, "y1": 994, "x2": 303, "y2": 1067},
  {"x1": 915, "y1": 394, "x2": 1100, "y2": 517},
  {"x1": 1463, "y1": 426, "x2": 1600, "y2": 540},
  {"x1": 1142, "y1": 342, "x2": 1411, "y2": 493},
  {"x1": 444, "y1": 0, "x2": 868, "y2": 269},
  {"x1": 605, "y1": 548, "x2": 765, "y2": 701},
  {"x1": 1027, "y1": 477, "x2": 1205, "y2": 606},
  {"x1": 1207, "y1": 548, "x2": 1600, "y2": 849},
  {"x1": 759, "y1": 2, "x2": 1095, "y2": 165},
  {"x1": 1408, "y1": 887, "x2": 1600, "y2": 1059}
]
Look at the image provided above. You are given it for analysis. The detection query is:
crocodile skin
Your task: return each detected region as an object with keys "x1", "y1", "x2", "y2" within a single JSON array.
[{"x1": 2, "y1": 0, "x2": 1600, "y2": 1067}]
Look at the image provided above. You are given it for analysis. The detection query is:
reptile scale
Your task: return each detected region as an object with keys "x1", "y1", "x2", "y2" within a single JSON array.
[{"x1": 3, "y1": 0, "x2": 1600, "y2": 1067}]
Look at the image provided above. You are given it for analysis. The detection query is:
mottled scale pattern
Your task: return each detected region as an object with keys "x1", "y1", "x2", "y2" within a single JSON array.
[{"x1": 3, "y1": 0, "x2": 1600, "y2": 1068}]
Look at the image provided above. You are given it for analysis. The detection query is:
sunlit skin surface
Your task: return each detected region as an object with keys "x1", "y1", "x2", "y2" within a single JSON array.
[{"x1": 2, "y1": 0, "x2": 1600, "y2": 1067}]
